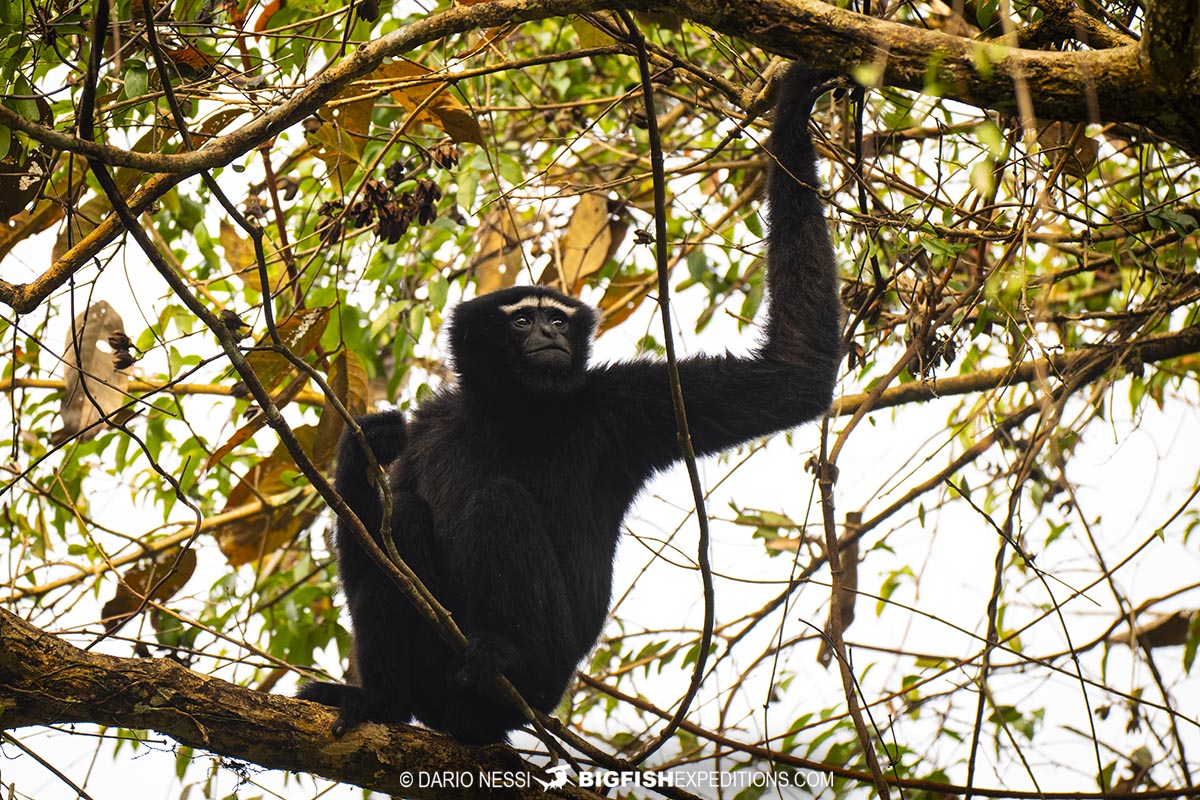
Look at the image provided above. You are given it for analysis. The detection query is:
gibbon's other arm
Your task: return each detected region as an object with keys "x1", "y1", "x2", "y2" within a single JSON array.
[
  {"x1": 329, "y1": 410, "x2": 407, "y2": 563},
  {"x1": 296, "y1": 410, "x2": 412, "y2": 732},
  {"x1": 596, "y1": 65, "x2": 841, "y2": 475}
]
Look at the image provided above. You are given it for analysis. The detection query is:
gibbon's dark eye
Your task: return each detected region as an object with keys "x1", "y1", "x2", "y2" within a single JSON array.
[
  {"x1": 512, "y1": 313, "x2": 532, "y2": 329},
  {"x1": 550, "y1": 314, "x2": 567, "y2": 329}
]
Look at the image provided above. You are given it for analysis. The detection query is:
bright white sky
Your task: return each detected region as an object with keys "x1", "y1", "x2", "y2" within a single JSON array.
[
  {"x1": 2, "y1": 47, "x2": 1199, "y2": 796},
  {"x1": 4, "y1": 232, "x2": 1199, "y2": 798}
]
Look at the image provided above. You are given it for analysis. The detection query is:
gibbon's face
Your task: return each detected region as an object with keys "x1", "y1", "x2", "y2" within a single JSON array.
[
  {"x1": 500, "y1": 294, "x2": 581, "y2": 374},
  {"x1": 447, "y1": 287, "x2": 595, "y2": 396}
]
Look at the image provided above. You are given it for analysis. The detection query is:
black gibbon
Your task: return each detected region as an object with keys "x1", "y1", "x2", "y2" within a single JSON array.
[{"x1": 298, "y1": 64, "x2": 842, "y2": 744}]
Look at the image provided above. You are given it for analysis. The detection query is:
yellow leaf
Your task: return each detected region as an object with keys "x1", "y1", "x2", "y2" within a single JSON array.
[
  {"x1": 572, "y1": 18, "x2": 613, "y2": 47},
  {"x1": 243, "y1": 306, "x2": 331, "y2": 394},
  {"x1": 374, "y1": 60, "x2": 485, "y2": 146},
  {"x1": 470, "y1": 208, "x2": 527, "y2": 293},
  {"x1": 556, "y1": 193, "x2": 626, "y2": 291},
  {"x1": 308, "y1": 88, "x2": 376, "y2": 189},
  {"x1": 212, "y1": 427, "x2": 320, "y2": 565},
  {"x1": 312, "y1": 350, "x2": 371, "y2": 466},
  {"x1": 219, "y1": 218, "x2": 256, "y2": 280}
]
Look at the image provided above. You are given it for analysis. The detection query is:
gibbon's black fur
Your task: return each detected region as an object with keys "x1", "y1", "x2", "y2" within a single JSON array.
[{"x1": 298, "y1": 65, "x2": 842, "y2": 744}]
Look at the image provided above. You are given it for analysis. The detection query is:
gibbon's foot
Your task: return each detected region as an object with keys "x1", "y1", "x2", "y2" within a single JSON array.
[{"x1": 296, "y1": 681, "x2": 390, "y2": 737}]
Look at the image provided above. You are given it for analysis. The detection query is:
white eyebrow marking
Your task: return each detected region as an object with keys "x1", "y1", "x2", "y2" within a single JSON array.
[{"x1": 499, "y1": 296, "x2": 579, "y2": 316}]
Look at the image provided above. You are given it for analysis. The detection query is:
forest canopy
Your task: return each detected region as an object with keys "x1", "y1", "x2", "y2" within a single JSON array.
[{"x1": 2, "y1": 0, "x2": 1200, "y2": 798}]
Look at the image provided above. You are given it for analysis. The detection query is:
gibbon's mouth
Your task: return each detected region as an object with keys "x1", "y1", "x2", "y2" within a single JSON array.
[
  {"x1": 526, "y1": 344, "x2": 569, "y2": 356},
  {"x1": 525, "y1": 344, "x2": 572, "y2": 368}
]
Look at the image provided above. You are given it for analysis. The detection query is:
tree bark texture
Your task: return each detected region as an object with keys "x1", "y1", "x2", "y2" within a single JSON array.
[{"x1": 0, "y1": 609, "x2": 584, "y2": 798}]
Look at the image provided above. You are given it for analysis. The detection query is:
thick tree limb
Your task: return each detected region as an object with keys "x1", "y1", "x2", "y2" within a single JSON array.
[
  {"x1": 0, "y1": 609, "x2": 593, "y2": 799},
  {"x1": 1142, "y1": 0, "x2": 1200, "y2": 86},
  {"x1": 0, "y1": 0, "x2": 1191, "y2": 179},
  {"x1": 4, "y1": 0, "x2": 1186, "y2": 167}
]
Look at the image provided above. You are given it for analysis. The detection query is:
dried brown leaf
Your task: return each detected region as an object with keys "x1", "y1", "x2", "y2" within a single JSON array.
[
  {"x1": 52, "y1": 301, "x2": 130, "y2": 445},
  {"x1": 375, "y1": 61, "x2": 485, "y2": 146}
]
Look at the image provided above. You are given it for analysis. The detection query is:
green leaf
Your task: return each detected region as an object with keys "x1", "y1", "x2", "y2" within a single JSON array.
[
  {"x1": 1184, "y1": 614, "x2": 1200, "y2": 673},
  {"x1": 123, "y1": 59, "x2": 149, "y2": 102}
]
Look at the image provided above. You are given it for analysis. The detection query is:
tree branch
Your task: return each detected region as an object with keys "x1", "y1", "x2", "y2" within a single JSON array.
[
  {"x1": 0, "y1": 376, "x2": 325, "y2": 405},
  {"x1": 4, "y1": 0, "x2": 1198, "y2": 318},
  {"x1": 0, "y1": 609, "x2": 593, "y2": 799},
  {"x1": 1142, "y1": 0, "x2": 1200, "y2": 86},
  {"x1": 834, "y1": 323, "x2": 1200, "y2": 417},
  {"x1": 0, "y1": 0, "x2": 1192, "y2": 180}
]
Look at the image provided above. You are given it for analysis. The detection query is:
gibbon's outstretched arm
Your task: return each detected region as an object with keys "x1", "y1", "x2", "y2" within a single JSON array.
[
  {"x1": 761, "y1": 66, "x2": 842, "y2": 369},
  {"x1": 596, "y1": 65, "x2": 842, "y2": 478}
]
